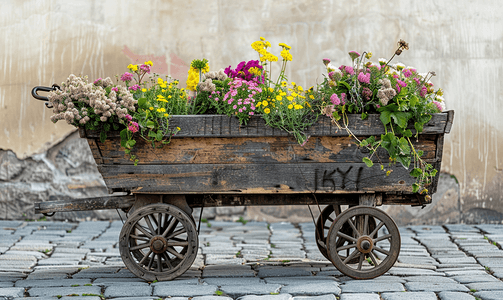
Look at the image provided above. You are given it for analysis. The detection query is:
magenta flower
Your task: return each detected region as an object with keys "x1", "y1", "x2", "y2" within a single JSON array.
[
  {"x1": 140, "y1": 64, "x2": 151, "y2": 74},
  {"x1": 125, "y1": 114, "x2": 133, "y2": 121},
  {"x1": 344, "y1": 66, "x2": 354, "y2": 76},
  {"x1": 413, "y1": 77, "x2": 421, "y2": 85},
  {"x1": 129, "y1": 84, "x2": 141, "y2": 91},
  {"x1": 111, "y1": 87, "x2": 119, "y2": 92},
  {"x1": 322, "y1": 58, "x2": 331, "y2": 66},
  {"x1": 397, "y1": 79, "x2": 407, "y2": 88},
  {"x1": 348, "y1": 51, "x2": 360, "y2": 61},
  {"x1": 120, "y1": 72, "x2": 133, "y2": 82},
  {"x1": 341, "y1": 93, "x2": 347, "y2": 105},
  {"x1": 93, "y1": 78, "x2": 102, "y2": 85},
  {"x1": 395, "y1": 84, "x2": 401, "y2": 93},
  {"x1": 420, "y1": 86, "x2": 427, "y2": 97},
  {"x1": 357, "y1": 72, "x2": 371, "y2": 84},
  {"x1": 330, "y1": 94, "x2": 341, "y2": 105},
  {"x1": 433, "y1": 101, "x2": 443, "y2": 112},
  {"x1": 128, "y1": 121, "x2": 139, "y2": 133},
  {"x1": 403, "y1": 69, "x2": 412, "y2": 78}
]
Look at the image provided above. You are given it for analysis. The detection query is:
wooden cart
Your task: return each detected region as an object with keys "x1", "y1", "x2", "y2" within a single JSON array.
[{"x1": 33, "y1": 110, "x2": 454, "y2": 281}]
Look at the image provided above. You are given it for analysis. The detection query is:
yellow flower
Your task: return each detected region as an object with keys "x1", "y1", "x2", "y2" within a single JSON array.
[
  {"x1": 281, "y1": 49, "x2": 292, "y2": 61},
  {"x1": 264, "y1": 108, "x2": 270, "y2": 114},
  {"x1": 142, "y1": 88, "x2": 147, "y2": 92},
  {"x1": 149, "y1": 107, "x2": 154, "y2": 110},
  {"x1": 176, "y1": 127, "x2": 181, "y2": 131},
  {"x1": 294, "y1": 104, "x2": 303, "y2": 110},
  {"x1": 288, "y1": 104, "x2": 293, "y2": 109},
  {"x1": 287, "y1": 96, "x2": 294, "y2": 101},
  {"x1": 262, "y1": 100, "x2": 269, "y2": 107},
  {"x1": 291, "y1": 82, "x2": 296, "y2": 86},
  {"x1": 157, "y1": 108, "x2": 166, "y2": 113},
  {"x1": 268, "y1": 87, "x2": 274, "y2": 93},
  {"x1": 280, "y1": 91, "x2": 287, "y2": 96},
  {"x1": 157, "y1": 78, "x2": 163, "y2": 84},
  {"x1": 276, "y1": 95, "x2": 282, "y2": 101},
  {"x1": 257, "y1": 102, "x2": 262, "y2": 107},
  {"x1": 309, "y1": 95, "x2": 315, "y2": 99},
  {"x1": 291, "y1": 92, "x2": 298, "y2": 97},
  {"x1": 281, "y1": 81, "x2": 287, "y2": 87},
  {"x1": 297, "y1": 86, "x2": 303, "y2": 92},
  {"x1": 168, "y1": 95, "x2": 172, "y2": 98},
  {"x1": 260, "y1": 36, "x2": 265, "y2": 41},
  {"x1": 145, "y1": 61, "x2": 153, "y2": 66},
  {"x1": 164, "y1": 113, "x2": 169, "y2": 117},
  {"x1": 265, "y1": 41, "x2": 271, "y2": 48},
  {"x1": 161, "y1": 89, "x2": 166, "y2": 92},
  {"x1": 129, "y1": 64, "x2": 138, "y2": 72}
]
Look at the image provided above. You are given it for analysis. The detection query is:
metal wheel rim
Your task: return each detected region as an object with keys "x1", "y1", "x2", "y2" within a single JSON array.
[
  {"x1": 326, "y1": 206, "x2": 400, "y2": 279},
  {"x1": 119, "y1": 203, "x2": 198, "y2": 281}
]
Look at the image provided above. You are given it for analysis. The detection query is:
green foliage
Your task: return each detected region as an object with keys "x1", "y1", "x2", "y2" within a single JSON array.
[
  {"x1": 214, "y1": 290, "x2": 224, "y2": 296},
  {"x1": 236, "y1": 216, "x2": 248, "y2": 225}
]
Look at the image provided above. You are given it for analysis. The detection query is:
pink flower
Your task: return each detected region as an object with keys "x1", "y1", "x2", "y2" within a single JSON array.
[
  {"x1": 420, "y1": 86, "x2": 427, "y2": 97},
  {"x1": 111, "y1": 87, "x2": 119, "y2": 92},
  {"x1": 413, "y1": 77, "x2": 421, "y2": 85},
  {"x1": 249, "y1": 112, "x2": 254, "y2": 115},
  {"x1": 300, "y1": 136, "x2": 310, "y2": 147},
  {"x1": 357, "y1": 72, "x2": 370, "y2": 84},
  {"x1": 344, "y1": 66, "x2": 354, "y2": 75},
  {"x1": 341, "y1": 93, "x2": 346, "y2": 105},
  {"x1": 395, "y1": 84, "x2": 401, "y2": 93},
  {"x1": 233, "y1": 105, "x2": 237, "y2": 109},
  {"x1": 120, "y1": 72, "x2": 133, "y2": 82},
  {"x1": 125, "y1": 114, "x2": 133, "y2": 121},
  {"x1": 128, "y1": 121, "x2": 139, "y2": 133},
  {"x1": 322, "y1": 58, "x2": 331, "y2": 66},
  {"x1": 433, "y1": 100, "x2": 443, "y2": 112},
  {"x1": 403, "y1": 69, "x2": 412, "y2": 78},
  {"x1": 93, "y1": 78, "x2": 102, "y2": 85},
  {"x1": 330, "y1": 94, "x2": 340, "y2": 105},
  {"x1": 397, "y1": 80, "x2": 407, "y2": 88},
  {"x1": 129, "y1": 84, "x2": 141, "y2": 91},
  {"x1": 348, "y1": 51, "x2": 360, "y2": 61},
  {"x1": 140, "y1": 64, "x2": 151, "y2": 74}
]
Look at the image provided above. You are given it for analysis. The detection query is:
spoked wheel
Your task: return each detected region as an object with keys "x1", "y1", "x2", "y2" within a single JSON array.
[
  {"x1": 326, "y1": 206, "x2": 400, "y2": 279},
  {"x1": 315, "y1": 205, "x2": 341, "y2": 260},
  {"x1": 119, "y1": 203, "x2": 198, "y2": 281}
]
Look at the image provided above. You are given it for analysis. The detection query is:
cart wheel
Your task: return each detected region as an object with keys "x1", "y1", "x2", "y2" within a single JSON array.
[
  {"x1": 119, "y1": 203, "x2": 198, "y2": 281},
  {"x1": 326, "y1": 206, "x2": 400, "y2": 279},
  {"x1": 315, "y1": 205, "x2": 377, "y2": 263},
  {"x1": 315, "y1": 205, "x2": 341, "y2": 260}
]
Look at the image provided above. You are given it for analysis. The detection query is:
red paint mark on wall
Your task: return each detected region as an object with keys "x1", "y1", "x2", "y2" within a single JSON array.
[{"x1": 122, "y1": 46, "x2": 189, "y2": 85}]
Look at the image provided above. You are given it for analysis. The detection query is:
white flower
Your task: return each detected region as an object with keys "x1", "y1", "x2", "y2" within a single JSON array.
[
  {"x1": 378, "y1": 58, "x2": 387, "y2": 65},
  {"x1": 436, "y1": 95, "x2": 445, "y2": 102},
  {"x1": 326, "y1": 63, "x2": 337, "y2": 72},
  {"x1": 394, "y1": 63, "x2": 405, "y2": 71}
]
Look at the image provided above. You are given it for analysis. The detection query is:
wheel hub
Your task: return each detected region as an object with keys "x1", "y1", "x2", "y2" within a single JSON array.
[
  {"x1": 356, "y1": 236, "x2": 373, "y2": 254},
  {"x1": 150, "y1": 236, "x2": 168, "y2": 253}
]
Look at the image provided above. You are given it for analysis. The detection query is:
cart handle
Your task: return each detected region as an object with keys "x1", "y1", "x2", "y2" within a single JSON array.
[{"x1": 31, "y1": 84, "x2": 60, "y2": 108}]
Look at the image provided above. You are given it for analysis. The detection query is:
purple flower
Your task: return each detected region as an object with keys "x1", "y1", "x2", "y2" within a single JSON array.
[
  {"x1": 129, "y1": 84, "x2": 141, "y2": 91},
  {"x1": 357, "y1": 72, "x2": 371, "y2": 84},
  {"x1": 120, "y1": 72, "x2": 133, "y2": 82},
  {"x1": 330, "y1": 94, "x2": 341, "y2": 105}
]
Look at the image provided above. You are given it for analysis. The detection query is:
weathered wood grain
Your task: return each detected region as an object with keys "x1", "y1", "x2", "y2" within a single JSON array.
[
  {"x1": 96, "y1": 135, "x2": 438, "y2": 165},
  {"x1": 98, "y1": 162, "x2": 419, "y2": 194}
]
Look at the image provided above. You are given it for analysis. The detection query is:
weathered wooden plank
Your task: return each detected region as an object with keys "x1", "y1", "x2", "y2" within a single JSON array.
[
  {"x1": 97, "y1": 162, "x2": 428, "y2": 194},
  {"x1": 85, "y1": 138, "x2": 104, "y2": 164},
  {"x1": 82, "y1": 113, "x2": 451, "y2": 139},
  {"x1": 96, "y1": 135, "x2": 438, "y2": 166},
  {"x1": 34, "y1": 195, "x2": 136, "y2": 214}
]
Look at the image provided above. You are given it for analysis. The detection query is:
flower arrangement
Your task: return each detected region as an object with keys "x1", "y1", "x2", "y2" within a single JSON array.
[{"x1": 46, "y1": 38, "x2": 446, "y2": 193}]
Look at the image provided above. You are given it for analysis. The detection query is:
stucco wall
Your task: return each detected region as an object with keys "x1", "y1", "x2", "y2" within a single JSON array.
[{"x1": 1, "y1": 0, "x2": 502, "y2": 219}]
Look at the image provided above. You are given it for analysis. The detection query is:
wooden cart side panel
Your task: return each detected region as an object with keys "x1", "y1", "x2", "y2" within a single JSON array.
[
  {"x1": 96, "y1": 135, "x2": 438, "y2": 165},
  {"x1": 82, "y1": 113, "x2": 450, "y2": 139},
  {"x1": 97, "y1": 162, "x2": 418, "y2": 194}
]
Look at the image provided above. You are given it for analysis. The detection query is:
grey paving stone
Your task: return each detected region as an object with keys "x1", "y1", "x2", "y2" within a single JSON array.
[
  {"x1": 437, "y1": 291, "x2": 476, "y2": 300},
  {"x1": 473, "y1": 291, "x2": 503, "y2": 300},
  {"x1": 59, "y1": 297, "x2": 101, "y2": 300},
  {"x1": 386, "y1": 267, "x2": 444, "y2": 276},
  {"x1": 193, "y1": 297, "x2": 233, "y2": 300},
  {"x1": 281, "y1": 282, "x2": 341, "y2": 296},
  {"x1": 443, "y1": 269, "x2": 489, "y2": 277},
  {"x1": 202, "y1": 265, "x2": 255, "y2": 277},
  {"x1": 202, "y1": 277, "x2": 263, "y2": 286},
  {"x1": 403, "y1": 276, "x2": 457, "y2": 283},
  {"x1": 451, "y1": 274, "x2": 500, "y2": 283},
  {"x1": 15, "y1": 279, "x2": 92, "y2": 288},
  {"x1": 219, "y1": 284, "x2": 282, "y2": 297},
  {"x1": 153, "y1": 284, "x2": 218, "y2": 297},
  {"x1": 263, "y1": 276, "x2": 337, "y2": 285},
  {"x1": 339, "y1": 294, "x2": 380, "y2": 300},
  {"x1": 104, "y1": 285, "x2": 152, "y2": 297},
  {"x1": 380, "y1": 292, "x2": 437, "y2": 300},
  {"x1": 27, "y1": 286, "x2": 102, "y2": 297},
  {"x1": 292, "y1": 295, "x2": 338, "y2": 300},
  {"x1": 110, "y1": 298, "x2": 162, "y2": 300},
  {"x1": 92, "y1": 277, "x2": 148, "y2": 285},
  {"x1": 341, "y1": 282, "x2": 405, "y2": 293},
  {"x1": 466, "y1": 281, "x2": 503, "y2": 291},
  {"x1": 404, "y1": 282, "x2": 469, "y2": 292},
  {"x1": 237, "y1": 294, "x2": 293, "y2": 300},
  {"x1": 0, "y1": 288, "x2": 25, "y2": 298},
  {"x1": 257, "y1": 267, "x2": 312, "y2": 277}
]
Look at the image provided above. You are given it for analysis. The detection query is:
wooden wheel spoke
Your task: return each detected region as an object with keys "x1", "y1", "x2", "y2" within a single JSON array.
[
  {"x1": 369, "y1": 221, "x2": 385, "y2": 238},
  {"x1": 343, "y1": 249, "x2": 360, "y2": 264},
  {"x1": 134, "y1": 224, "x2": 153, "y2": 239},
  {"x1": 162, "y1": 253, "x2": 173, "y2": 269},
  {"x1": 374, "y1": 233, "x2": 392, "y2": 243},
  {"x1": 369, "y1": 251, "x2": 380, "y2": 267},
  {"x1": 167, "y1": 241, "x2": 189, "y2": 247},
  {"x1": 166, "y1": 246, "x2": 184, "y2": 260},
  {"x1": 157, "y1": 213, "x2": 162, "y2": 235},
  {"x1": 357, "y1": 253, "x2": 364, "y2": 270},
  {"x1": 337, "y1": 231, "x2": 358, "y2": 243},
  {"x1": 147, "y1": 253, "x2": 155, "y2": 270},
  {"x1": 162, "y1": 218, "x2": 179, "y2": 238},
  {"x1": 144, "y1": 215, "x2": 156, "y2": 235},
  {"x1": 363, "y1": 215, "x2": 369, "y2": 235},
  {"x1": 337, "y1": 243, "x2": 357, "y2": 252},
  {"x1": 166, "y1": 228, "x2": 187, "y2": 240},
  {"x1": 373, "y1": 245, "x2": 390, "y2": 256},
  {"x1": 326, "y1": 216, "x2": 334, "y2": 222},
  {"x1": 324, "y1": 225, "x2": 330, "y2": 230},
  {"x1": 157, "y1": 254, "x2": 162, "y2": 272},
  {"x1": 130, "y1": 243, "x2": 150, "y2": 251},
  {"x1": 139, "y1": 249, "x2": 152, "y2": 265},
  {"x1": 347, "y1": 218, "x2": 360, "y2": 238},
  {"x1": 130, "y1": 234, "x2": 150, "y2": 242}
]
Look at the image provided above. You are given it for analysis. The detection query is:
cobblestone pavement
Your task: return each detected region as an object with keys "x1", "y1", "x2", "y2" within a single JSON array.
[{"x1": 1, "y1": 219, "x2": 503, "y2": 300}]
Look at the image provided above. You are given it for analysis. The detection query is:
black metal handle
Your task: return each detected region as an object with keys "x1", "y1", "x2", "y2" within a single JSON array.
[{"x1": 31, "y1": 84, "x2": 60, "y2": 108}]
